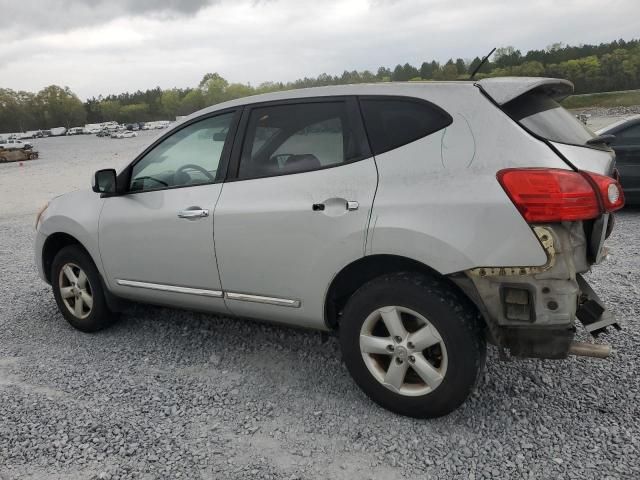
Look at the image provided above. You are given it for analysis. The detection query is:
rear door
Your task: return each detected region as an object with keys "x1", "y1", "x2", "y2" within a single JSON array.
[{"x1": 213, "y1": 97, "x2": 377, "y2": 329}]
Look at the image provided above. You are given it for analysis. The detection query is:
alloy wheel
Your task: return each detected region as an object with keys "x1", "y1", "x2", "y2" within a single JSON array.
[
  {"x1": 58, "y1": 262, "x2": 93, "y2": 319},
  {"x1": 359, "y1": 306, "x2": 448, "y2": 396}
]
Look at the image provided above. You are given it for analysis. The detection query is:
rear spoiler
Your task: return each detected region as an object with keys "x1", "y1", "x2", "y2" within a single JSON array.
[{"x1": 476, "y1": 77, "x2": 574, "y2": 105}]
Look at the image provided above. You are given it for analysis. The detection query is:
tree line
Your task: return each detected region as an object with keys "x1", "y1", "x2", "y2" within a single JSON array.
[{"x1": 1, "y1": 38, "x2": 639, "y2": 133}]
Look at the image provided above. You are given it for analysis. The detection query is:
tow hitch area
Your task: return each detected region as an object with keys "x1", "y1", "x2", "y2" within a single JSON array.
[{"x1": 576, "y1": 274, "x2": 622, "y2": 337}]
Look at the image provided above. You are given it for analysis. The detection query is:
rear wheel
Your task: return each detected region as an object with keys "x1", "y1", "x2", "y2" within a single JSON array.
[
  {"x1": 51, "y1": 245, "x2": 115, "y2": 332},
  {"x1": 0, "y1": 156, "x2": 7, "y2": 163},
  {"x1": 340, "y1": 272, "x2": 486, "y2": 418}
]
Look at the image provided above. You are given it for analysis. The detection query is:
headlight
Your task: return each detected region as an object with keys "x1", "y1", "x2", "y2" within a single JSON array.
[{"x1": 35, "y1": 202, "x2": 49, "y2": 230}]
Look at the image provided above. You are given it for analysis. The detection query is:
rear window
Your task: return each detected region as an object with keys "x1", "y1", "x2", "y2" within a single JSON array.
[
  {"x1": 359, "y1": 97, "x2": 452, "y2": 155},
  {"x1": 503, "y1": 92, "x2": 595, "y2": 145}
]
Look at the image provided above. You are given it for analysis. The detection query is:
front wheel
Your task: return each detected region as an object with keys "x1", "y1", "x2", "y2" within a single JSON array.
[
  {"x1": 51, "y1": 245, "x2": 116, "y2": 332},
  {"x1": 340, "y1": 273, "x2": 486, "y2": 418}
]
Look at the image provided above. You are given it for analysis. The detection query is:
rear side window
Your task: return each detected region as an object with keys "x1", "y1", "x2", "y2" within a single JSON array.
[
  {"x1": 359, "y1": 97, "x2": 452, "y2": 155},
  {"x1": 238, "y1": 101, "x2": 364, "y2": 180},
  {"x1": 504, "y1": 92, "x2": 595, "y2": 146}
]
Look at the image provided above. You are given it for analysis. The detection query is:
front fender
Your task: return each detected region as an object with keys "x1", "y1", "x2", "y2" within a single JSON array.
[{"x1": 37, "y1": 189, "x2": 106, "y2": 281}]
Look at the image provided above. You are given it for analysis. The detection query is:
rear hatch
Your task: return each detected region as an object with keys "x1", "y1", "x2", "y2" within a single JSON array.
[
  {"x1": 479, "y1": 77, "x2": 624, "y2": 265},
  {"x1": 477, "y1": 77, "x2": 616, "y2": 176}
]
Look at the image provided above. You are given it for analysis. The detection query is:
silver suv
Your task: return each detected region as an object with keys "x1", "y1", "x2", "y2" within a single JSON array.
[{"x1": 35, "y1": 78, "x2": 625, "y2": 418}]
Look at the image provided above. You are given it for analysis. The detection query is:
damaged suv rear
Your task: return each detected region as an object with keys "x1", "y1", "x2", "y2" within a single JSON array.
[
  {"x1": 36, "y1": 77, "x2": 623, "y2": 419},
  {"x1": 461, "y1": 77, "x2": 623, "y2": 360}
]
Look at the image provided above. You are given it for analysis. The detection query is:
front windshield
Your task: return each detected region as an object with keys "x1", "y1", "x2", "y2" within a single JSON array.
[{"x1": 504, "y1": 92, "x2": 595, "y2": 146}]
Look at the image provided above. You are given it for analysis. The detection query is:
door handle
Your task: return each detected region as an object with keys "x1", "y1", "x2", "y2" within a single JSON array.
[
  {"x1": 178, "y1": 208, "x2": 209, "y2": 219},
  {"x1": 346, "y1": 201, "x2": 359, "y2": 211},
  {"x1": 312, "y1": 203, "x2": 325, "y2": 211}
]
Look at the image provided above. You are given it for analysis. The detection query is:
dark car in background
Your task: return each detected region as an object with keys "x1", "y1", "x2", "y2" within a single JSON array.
[
  {"x1": 597, "y1": 115, "x2": 640, "y2": 205},
  {"x1": 0, "y1": 147, "x2": 38, "y2": 162}
]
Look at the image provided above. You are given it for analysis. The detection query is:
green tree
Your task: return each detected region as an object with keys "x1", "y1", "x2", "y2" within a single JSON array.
[
  {"x1": 199, "y1": 72, "x2": 229, "y2": 105},
  {"x1": 98, "y1": 100, "x2": 121, "y2": 122},
  {"x1": 119, "y1": 103, "x2": 149, "y2": 123},
  {"x1": 420, "y1": 61, "x2": 434, "y2": 79},
  {"x1": 160, "y1": 89, "x2": 182, "y2": 118},
  {"x1": 178, "y1": 89, "x2": 205, "y2": 116},
  {"x1": 36, "y1": 85, "x2": 86, "y2": 128}
]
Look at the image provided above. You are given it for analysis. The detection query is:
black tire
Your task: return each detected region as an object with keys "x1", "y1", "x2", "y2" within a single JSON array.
[
  {"x1": 51, "y1": 245, "x2": 115, "y2": 332},
  {"x1": 0, "y1": 157, "x2": 7, "y2": 163},
  {"x1": 340, "y1": 272, "x2": 486, "y2": 418}
]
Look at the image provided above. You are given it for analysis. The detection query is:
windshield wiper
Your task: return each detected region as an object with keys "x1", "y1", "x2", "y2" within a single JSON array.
[{"x1": 586, "y1": 134, "x2": 615, "y2": 146}]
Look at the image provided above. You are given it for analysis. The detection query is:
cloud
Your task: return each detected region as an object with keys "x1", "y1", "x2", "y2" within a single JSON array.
[
  {"x1": 0, "y1": 0, "x2": 638, "y2": 99},
  {"x1": 0, "y1": 0, "x2": 217, "y2": 38}
]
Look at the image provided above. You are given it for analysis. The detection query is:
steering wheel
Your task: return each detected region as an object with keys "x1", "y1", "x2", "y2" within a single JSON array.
[{"x1": 176, "y1": 164, "x2": 216, "y2": 182}]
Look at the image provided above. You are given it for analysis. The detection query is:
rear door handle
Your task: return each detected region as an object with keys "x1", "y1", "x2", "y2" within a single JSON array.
[
  {"x1": 178, "y1": 208, "x2": 209, "y2": 219},
  {"x1": 312, "y1": 203, "x2": 325, "y2": 211},
  {"x1": 346, "y1": 201, "x2": 359, "y2": 211}
]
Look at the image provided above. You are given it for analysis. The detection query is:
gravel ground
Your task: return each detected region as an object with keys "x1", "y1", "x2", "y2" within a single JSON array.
[{"x1": 0, "y1": 135, "x2": 639, "y2": 479}]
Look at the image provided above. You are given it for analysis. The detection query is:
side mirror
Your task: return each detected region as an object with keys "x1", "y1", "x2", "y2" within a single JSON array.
[{"x1": 92, "y1": 169, "x2": 117, "y2": 194}]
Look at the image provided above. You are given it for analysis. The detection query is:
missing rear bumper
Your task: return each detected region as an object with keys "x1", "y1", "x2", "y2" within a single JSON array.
[{"x1": 575, "y1": 274, "x2": 621, "y2": 336}]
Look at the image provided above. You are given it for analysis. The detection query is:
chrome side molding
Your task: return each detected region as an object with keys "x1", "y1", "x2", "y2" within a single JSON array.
[
  {"x1": 116, "y1": 279, "x2": 223, "y2": 298},
  {"x1": 116, "y1": 280, "x2": 300, "y2": 307},
  {"x1": 225, "y1": 292, "x2": 301, "y2": 308}
]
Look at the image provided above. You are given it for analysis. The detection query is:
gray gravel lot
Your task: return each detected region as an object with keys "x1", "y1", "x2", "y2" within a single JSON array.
[{"x1": 1, "y1": 134, "x2": 639, "y2": 479}]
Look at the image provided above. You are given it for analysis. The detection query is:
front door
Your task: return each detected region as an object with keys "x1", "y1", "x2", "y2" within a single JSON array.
[
  {"x1": 214, "y1": 98, "x2": 377, "y2": 328},
  {"x1": 99, "y1": 111, "x2": 238, "y2": 312}
]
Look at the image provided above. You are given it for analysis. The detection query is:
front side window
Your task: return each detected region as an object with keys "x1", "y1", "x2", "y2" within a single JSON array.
[
  {"x1": 359, "y1": 97, "x2": 453, "y2": 155},
  {"x1": 130, "y1": 112, "x2": 234, "y2": 192},
  {"x1": 238, "y1": 102, "x2": 359, "y2": 180}
]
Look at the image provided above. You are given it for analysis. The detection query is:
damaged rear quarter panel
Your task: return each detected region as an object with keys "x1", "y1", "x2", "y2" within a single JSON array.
[{"x1": 466, "y1": 222, "x2": 589, "y2": 327}]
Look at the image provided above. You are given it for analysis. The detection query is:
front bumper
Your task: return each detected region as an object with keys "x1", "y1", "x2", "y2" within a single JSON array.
[{"x1": 34, "y1": 230, "x2": 48, "y2": 283}]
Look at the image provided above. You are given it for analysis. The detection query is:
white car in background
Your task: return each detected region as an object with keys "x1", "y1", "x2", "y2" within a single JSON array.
[
  {"x1": 34, "y1": 78, "x2": 625, "y2": 418},
  {"x1": 110, "y1": 131, "x2": 137, "y2": 139},
  {"x1": 117, "y1": 131, "x2": 138, "y2": 139},
  {"x1": 0, "y1": 138, "x2": 32, "y2": 150}
]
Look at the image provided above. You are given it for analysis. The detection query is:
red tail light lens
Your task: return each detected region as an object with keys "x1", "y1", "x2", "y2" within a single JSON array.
[
  {"x1": 497, "y1": 168, "x2": 623, "y2": 223},
  {"x1": 582, "y1": 171, "x2": 625, "y2": 212}
]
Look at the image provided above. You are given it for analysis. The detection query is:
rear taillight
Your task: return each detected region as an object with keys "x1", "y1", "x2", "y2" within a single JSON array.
[
  {"x1": 582, "y1": 171, "x2": 625, "y2": 212},
  {"x1": 497, "y1": 168, "x2": 624, "y2": 223}
]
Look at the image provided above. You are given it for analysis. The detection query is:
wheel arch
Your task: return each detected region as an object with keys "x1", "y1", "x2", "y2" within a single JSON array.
[
  {"x1": 324, "y1": 254, "x2": 481, "y2": 330},
  {"x1": 41, "y1": 232, "x2": 93, "y2": 284}
]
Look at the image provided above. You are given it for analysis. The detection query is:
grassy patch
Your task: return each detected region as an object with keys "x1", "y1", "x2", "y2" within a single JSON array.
[{"x1": 563, "y1": 90, "x2": 640, "y2": 109}]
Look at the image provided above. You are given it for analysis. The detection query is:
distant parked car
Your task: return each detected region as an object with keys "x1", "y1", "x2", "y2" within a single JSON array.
[
  {"x1": 113, "y1": 131, "x2": 137, "y2": 139},
  {"x1": 50, "y1": 127, "x2": 67, "y2": 137},
  {"x1": 0, "y1": 139, "x2": 32, "y2": 150},
  {"x1": 597, "y1": 115, "x2": 640, "y2": 205},
  {"x1": 0, "y1": 147, "x2": 38, "y2": 162}
]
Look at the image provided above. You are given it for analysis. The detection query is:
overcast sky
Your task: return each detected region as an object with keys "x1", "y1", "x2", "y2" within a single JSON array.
[{"x1": 0, "y1": 0, "x2": 638, "y2": 99}]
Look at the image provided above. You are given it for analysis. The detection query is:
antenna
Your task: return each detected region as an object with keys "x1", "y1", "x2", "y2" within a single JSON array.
[{"x1": 469, "y1": 47, "x2": 496, "y2": 80}]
